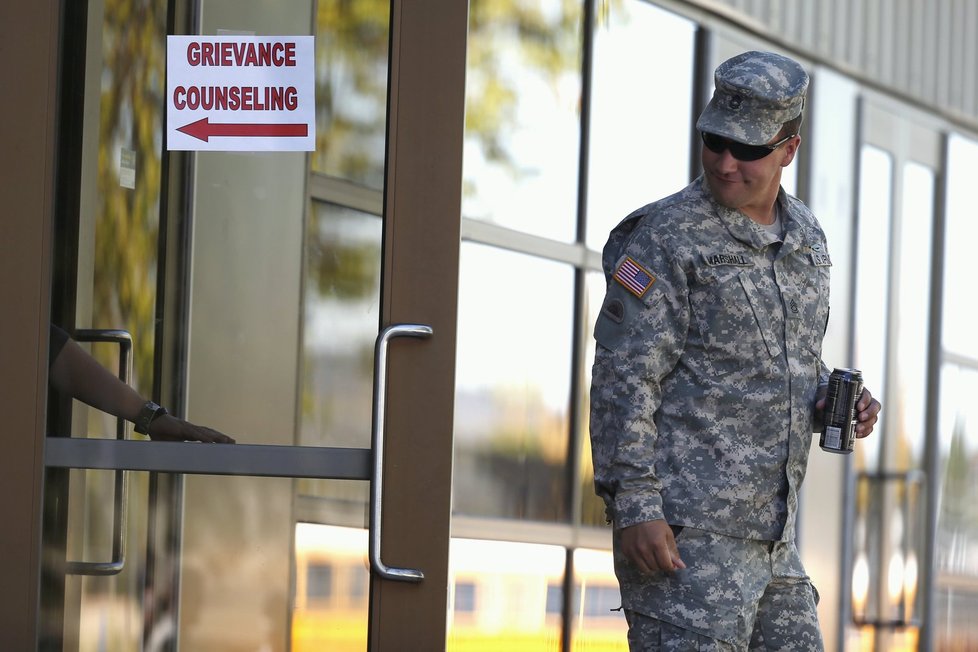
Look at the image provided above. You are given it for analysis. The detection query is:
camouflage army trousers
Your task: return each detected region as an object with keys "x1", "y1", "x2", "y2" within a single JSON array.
[{"x1": 614, "y1": 526, "x2": 823, "y2": 651}]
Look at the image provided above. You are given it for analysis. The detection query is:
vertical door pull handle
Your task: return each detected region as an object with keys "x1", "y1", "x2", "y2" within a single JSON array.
[
  {"x1": 369, "y1": 323, "x2": 432, "y2": 582},
  {"x1": 64, "y1": 329, "x2": 133, "y2": 576}
]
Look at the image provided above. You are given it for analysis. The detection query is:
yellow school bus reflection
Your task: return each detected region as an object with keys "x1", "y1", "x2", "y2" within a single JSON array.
[{"x1": 292, "y1": 524, "x2": 628, "y2": 651}]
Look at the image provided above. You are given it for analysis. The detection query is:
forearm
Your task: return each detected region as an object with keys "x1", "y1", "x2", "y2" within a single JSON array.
[
  {"x1": 590, "y1": 346, "x2": 666, "y2": 528},
  {"x1": 50, "y1": 339, "x2": 146, "y2": 422},
  {"x1": 49, "y1": 338, "x2": 235, "y2": 443}
]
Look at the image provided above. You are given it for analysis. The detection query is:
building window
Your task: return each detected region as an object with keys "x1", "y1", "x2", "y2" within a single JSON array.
[
  {"x1": 453, "y1": 243, "x2": 574, "y2": 522},
  {"x1": 934, "y1": 134, "x2": 978, "y2": 649},
  {"x1": 585, "y1": 0, "x2": 695, "y2": 250},
  {"x1": 454, "y1": 581, "x2": 477, "y2": 614},
  {"x1": 307, "y1": 562, "x2": 334, "y2": 601},
  {"x1": 462, "y1": 0, "x2": 584, "y2": 242}
]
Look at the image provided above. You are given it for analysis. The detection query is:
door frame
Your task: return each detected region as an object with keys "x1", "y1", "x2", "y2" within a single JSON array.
[
  {"x1": 0, "y1": 1, "x2": 60, "y2": 648},
  {"x1": 370, "y1": 0, "x2": 466, "y2": 646},
  {"x1": 2, "y1": 0, "x2": 467, "y2": 649}
]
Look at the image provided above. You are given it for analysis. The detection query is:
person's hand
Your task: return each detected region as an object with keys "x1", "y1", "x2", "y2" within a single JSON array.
[
  {"x1": 146, "y1": 414, "x2": 236, "y2": 443},
  {"x1": 620, "y1": 519, "x2": 686, "y2": 574},
  {"x1": 853, "y1": 387, "x2": 881, "y2": 438}
]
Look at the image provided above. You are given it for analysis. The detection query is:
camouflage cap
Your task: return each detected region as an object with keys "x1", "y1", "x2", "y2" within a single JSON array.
[{"x1": 696, "y1": 50, "x2": 809, "y2": 146}]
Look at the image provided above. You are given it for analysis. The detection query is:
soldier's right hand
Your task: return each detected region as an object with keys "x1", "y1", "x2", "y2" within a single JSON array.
[{"x1": 620, "y1": 519, "x2": 686, "y2": 574}]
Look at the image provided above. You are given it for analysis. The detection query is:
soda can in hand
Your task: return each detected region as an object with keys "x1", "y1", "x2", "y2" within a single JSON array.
[{"x1": 819, "y1": 368, "x2": 863, "y2": 455}]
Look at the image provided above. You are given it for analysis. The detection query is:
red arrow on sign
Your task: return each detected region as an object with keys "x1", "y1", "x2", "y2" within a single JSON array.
[{"x1": 177, "y1": 117, "x2": 308, "y2": 142}]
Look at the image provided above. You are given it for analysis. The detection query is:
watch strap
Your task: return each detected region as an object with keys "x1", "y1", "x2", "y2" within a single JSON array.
[{"x1": 134, "y1": 401, "x2": 168, "y2": 435}]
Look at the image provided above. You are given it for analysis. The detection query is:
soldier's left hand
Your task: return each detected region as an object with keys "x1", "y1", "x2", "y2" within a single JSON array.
[{"x1": 854, "y1": 387, "x2": 881, "y2": 438}]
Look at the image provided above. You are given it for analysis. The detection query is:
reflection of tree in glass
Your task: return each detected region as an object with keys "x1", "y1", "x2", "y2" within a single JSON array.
[
  {"x1": 312, "y1": 0, "x2": 584, "y2": 189},
  {"x1": 455, "y1": 386, "x2": 570, "y2": 521},
  {"x1": 465, "y1": 0, "x2": 583, "y2": 171},
  {"x1": 940, "y1": 418, "x2": 975, "y2": 533},
  {"x1": 93, "y1": 0, "x2": 166, "y2": 394},
  {"x1": 313, "y1": 0, "x2": 390, "y2": 187},
  {"x1": 307, "y1": 234, "x2": 379, "y2": 302},
  {"x1": 300, "y1": 207, "x2": 381, "y2": 453}
]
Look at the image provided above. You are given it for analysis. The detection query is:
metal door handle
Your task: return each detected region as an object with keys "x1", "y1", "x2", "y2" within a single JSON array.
[
  {"x1": 65, "y1": 329, "x2": 132, "y2": 576},
  {"x1": 369, "y1": 323, "x2": 432, "y2": 582}
]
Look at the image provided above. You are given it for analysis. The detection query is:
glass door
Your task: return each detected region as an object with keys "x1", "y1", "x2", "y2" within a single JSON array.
[{"x1": 40, "y1": 0, "x2": 466, "y2": 650}]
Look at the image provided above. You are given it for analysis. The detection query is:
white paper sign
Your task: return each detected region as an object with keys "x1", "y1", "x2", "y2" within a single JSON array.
[{"x1": 166, "y1": 36, "x2": 315, "y2": 152}]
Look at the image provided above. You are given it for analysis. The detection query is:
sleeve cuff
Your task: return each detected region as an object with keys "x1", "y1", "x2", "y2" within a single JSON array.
[{"x1": 613, "y1": 489, "x2": 665, "y2": 529}]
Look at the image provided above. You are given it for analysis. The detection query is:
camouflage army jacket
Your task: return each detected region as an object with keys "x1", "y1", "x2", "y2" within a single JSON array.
[{"x1": 589, "y1": 176, "x2": 832, "y2": 542}]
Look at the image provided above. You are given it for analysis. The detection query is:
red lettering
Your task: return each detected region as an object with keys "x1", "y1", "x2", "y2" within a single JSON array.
[
  {"x1": 183, "y1": 40, "x2": 298, "y2": 67},
  {"x1": 201, "y1": 42, "x2": 215, "y2": 66},
  {"x1": 220, "y1": 42, "x2": 232, "y2": 66},
  {"x1": 173, "y1": 85, "x2": 300, "y2": 111},
  {"x1": 185, "y1": 86, "x2": 199, "y2": 109}
]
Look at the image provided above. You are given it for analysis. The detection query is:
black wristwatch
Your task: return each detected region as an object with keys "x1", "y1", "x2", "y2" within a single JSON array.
[{"x1": 134, "y1": 401, "x2": 168, "y2": 435}]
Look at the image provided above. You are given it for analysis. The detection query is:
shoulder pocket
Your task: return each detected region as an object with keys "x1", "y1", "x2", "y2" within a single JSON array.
[{"x1": 593, "y1": 284, "x2": 662, "y2": 351}]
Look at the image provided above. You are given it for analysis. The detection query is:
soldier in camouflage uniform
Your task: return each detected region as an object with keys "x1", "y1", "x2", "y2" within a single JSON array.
[{"x1": 589, "y1": 51, "x2": 882, "y2": 650}]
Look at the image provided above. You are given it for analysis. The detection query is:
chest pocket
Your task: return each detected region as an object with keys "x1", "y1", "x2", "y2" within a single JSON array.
[
  {"x1": 781, "y1": 254, "x2": 831, "y2": 353},
  {"x1": 689, "y1": 266, "x2": 781, "y2": 376}
]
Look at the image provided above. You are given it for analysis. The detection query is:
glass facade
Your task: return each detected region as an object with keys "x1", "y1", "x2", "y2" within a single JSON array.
[
  {"x1": 853, "y1": 144, "x2": 893, "y2": 472},
  {"x1": 311, "y1": 0, "x2": 389, "y2": 189},
  {"x1": 299, "y1": 202, "x2": 382, "y2": 451},
  {"x1": 453, "y1": 3, "x2": 976, "y2": 649},
  {"x1": 446, "y1": 539, "x2": 567, "y2": 650},
  {"x1": 933, "y1": 135, "x2": 978, "y2": 650},
  {"x1": 453, "y1": 1, "x2": 696, "y2": 647},
  {"x1": 462, "y1": 0, "x2": 583, "y2": 243},
  {"x1": 46, "y1": 1, "x2": 172, "y2": 648},
  {"x1": 453, "y1": 243, "x2": 574, "y2": 522},
  {"x1": 454, "y1": 0, "x2": 970, "y2": 649},
  {"x1": 892, "y1": 162, "x2": 935, "y2": 468},
  {"x1": 585, "y1": 1, "x2": 694, "y2": 250}
]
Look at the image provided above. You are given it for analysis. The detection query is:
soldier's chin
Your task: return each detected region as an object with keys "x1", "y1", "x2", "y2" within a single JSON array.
[{"x1": 704, "y1": 179, "x2": 741, "y2": 209}]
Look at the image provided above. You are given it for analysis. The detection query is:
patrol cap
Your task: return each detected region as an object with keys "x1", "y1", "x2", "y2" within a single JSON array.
[{"x1": 696, "y1": 50, "x2": 809, "y2": 146}]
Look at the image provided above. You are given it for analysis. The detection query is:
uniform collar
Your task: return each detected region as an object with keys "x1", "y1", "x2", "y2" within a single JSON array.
[
  {"x1": 697, "y1": 178, "x2": 817, "y2": 256},
  {"x1": 696, "y1": 176, "x2": 774, "y2": 250}
]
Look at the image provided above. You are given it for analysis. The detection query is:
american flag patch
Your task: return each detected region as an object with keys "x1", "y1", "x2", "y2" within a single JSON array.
[{"x1": 613, "y1": 256, "x2": 655, "y2": 298}]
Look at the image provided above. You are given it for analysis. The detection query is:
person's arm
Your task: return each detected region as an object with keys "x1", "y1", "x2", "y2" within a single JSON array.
[
  {"x1": 589, "y1": 230, "x2": 688, "y2": 572},
  {"x1": 50, "y1": 337, "x2": 234, "y2": 443}
]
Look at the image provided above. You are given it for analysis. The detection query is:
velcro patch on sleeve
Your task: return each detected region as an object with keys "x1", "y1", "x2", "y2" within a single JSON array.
[{"x1": 613, "y1": 256, "x2": 655, "y2": 298}]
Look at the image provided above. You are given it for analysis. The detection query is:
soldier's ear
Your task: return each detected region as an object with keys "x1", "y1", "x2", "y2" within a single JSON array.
[{"x1": 781, "y1": 135, "x2": 801, "y2": 167}]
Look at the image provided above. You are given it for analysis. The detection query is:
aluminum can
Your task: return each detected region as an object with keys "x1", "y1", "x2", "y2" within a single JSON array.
[{"x1": 819, "y1": 368, "x2": 864, "y2": 454}]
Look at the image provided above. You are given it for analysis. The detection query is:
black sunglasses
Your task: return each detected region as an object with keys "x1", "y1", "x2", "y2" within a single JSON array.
[{"x1": 700, "y1": 131, "x2": 795, "y2": 162}]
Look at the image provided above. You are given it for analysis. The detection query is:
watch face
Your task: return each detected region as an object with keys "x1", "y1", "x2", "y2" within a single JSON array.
[{"x1": 135, "y1": 401, "x2": 166, "y2": 434}]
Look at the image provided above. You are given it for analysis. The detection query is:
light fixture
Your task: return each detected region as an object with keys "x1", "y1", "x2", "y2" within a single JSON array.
[{"x1": 851, "y1": 470, "x2": 925, "y2": 629}]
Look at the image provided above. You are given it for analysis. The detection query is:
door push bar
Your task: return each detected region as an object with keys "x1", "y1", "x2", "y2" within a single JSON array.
[
  {"x1": 65, "y1": 329, "x2": 133, "y2": 576},
  {"x1": 369, "y1": 323, "x2": 432, "y2": 582}
]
